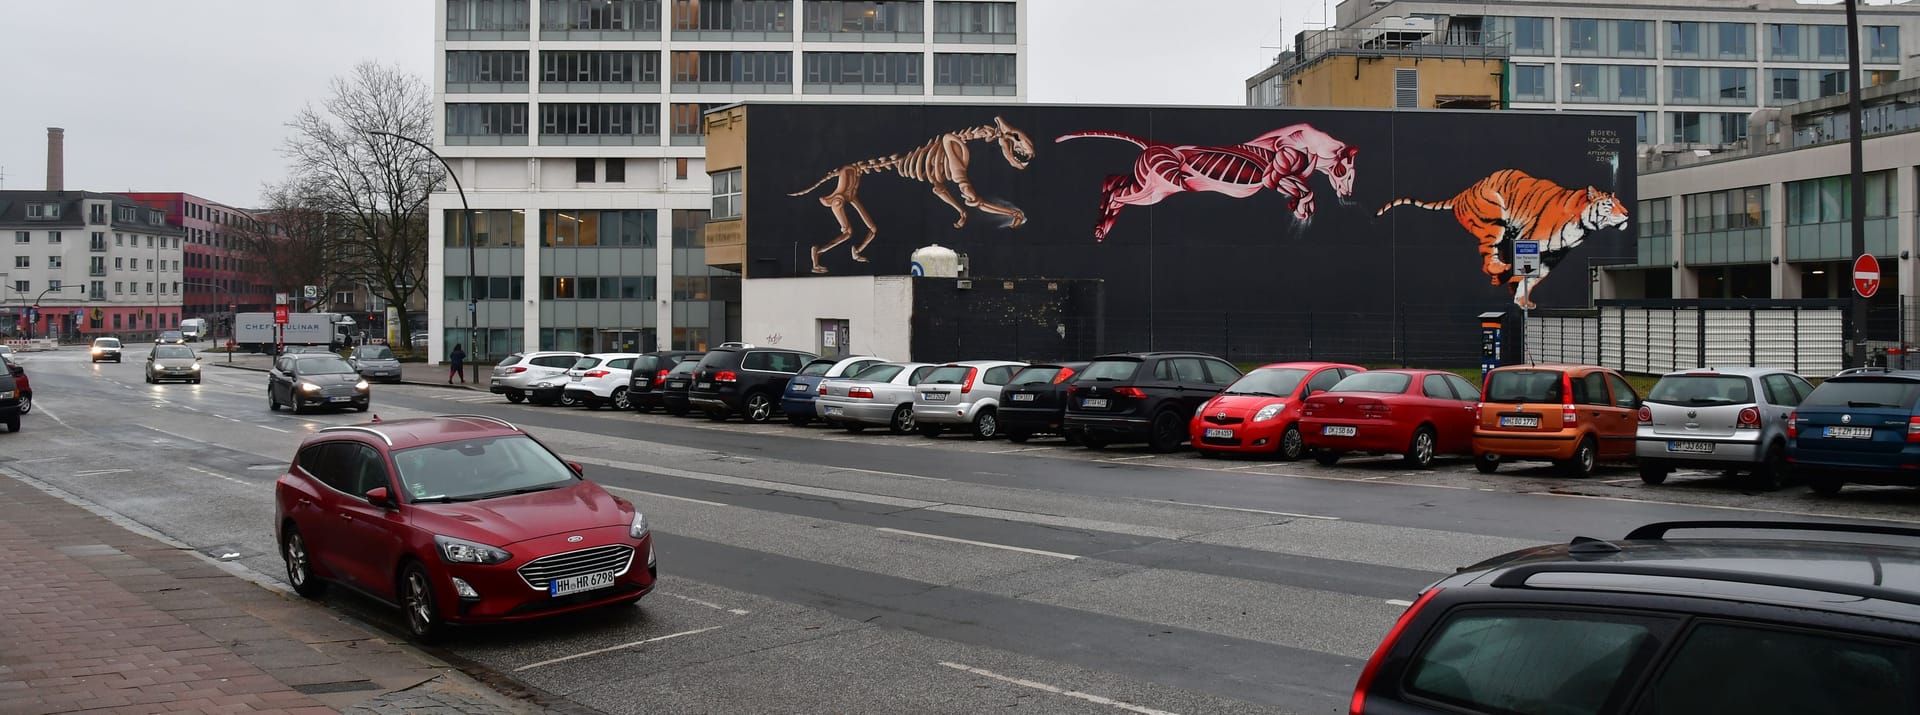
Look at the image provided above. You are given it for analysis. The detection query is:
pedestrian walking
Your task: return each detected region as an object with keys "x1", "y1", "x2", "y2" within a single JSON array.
[{"x1": 449, "y1": 343, "x2": 467, "y2": 383}]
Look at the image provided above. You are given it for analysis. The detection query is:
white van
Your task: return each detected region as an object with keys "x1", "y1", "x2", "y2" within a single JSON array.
[{"x1": 178, "y1": 318, "x2": 209, "y2": 341}]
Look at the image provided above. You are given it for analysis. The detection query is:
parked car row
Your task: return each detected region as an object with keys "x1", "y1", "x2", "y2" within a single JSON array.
[{"x1": 484, "y1": 345, "x2": 1920, "y2": 495}]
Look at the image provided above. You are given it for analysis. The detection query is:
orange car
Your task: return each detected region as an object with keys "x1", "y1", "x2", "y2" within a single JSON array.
[{"x1": 1472, "y1": 363, "x2": 1641, "y2": 477}]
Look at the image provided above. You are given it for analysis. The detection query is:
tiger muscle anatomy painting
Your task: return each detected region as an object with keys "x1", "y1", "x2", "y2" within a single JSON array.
[
  {"x1": 790, "y1": 116, "x2": 1035, "y2": 274},
  {"x1": 1378, "y1": 169, "x2": 1629, "y2": 309},
  {"x1": 1056, "y1": 124, "x2": 1358, "y2": 242}
]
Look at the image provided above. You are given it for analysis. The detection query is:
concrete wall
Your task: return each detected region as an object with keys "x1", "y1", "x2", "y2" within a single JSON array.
[
  {"x1": 1285, "y1": 56, "x2": 1504, "y2": 109},
  {"x1": 740, "y1": 275, "x2": 912, "y2": 360}
]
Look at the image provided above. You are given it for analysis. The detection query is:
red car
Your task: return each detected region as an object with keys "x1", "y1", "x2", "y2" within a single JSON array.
[
  {"x1": 1298, "y1": 369, "x2": 1483, "y2": 469},
  {"x1": 274, "y1": 415, "x2": 655, "y2": 641},
  {"x1": 1190, "y1": 361, "x2": 1364, "y2": 459}
]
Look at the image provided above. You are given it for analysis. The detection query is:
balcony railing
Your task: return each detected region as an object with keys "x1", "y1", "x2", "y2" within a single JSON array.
[
  {"x1": 90, "y1": 240, "x2": 107, "y2": 252},
  {"x1": 89, "y1": 267, "x2": 107, "y2": 277},
  {"x1": 1285, "y1": 28, "x2": 1510, "y2": 76},
  {"x1": 89, "y1": 292, "x2": 107, "y2": 301}
]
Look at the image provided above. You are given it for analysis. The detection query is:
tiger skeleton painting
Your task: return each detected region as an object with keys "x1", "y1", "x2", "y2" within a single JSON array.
[
  {"x1": 789, "y1": 116, "x2": 1035, "y2": 274},
  {"x1": 1377, "y1": 169, "x2": 1629, "y2": 309}
]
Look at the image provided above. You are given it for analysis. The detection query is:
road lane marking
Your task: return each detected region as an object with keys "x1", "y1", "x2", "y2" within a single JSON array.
[
  {"x1": 831, "y1": 466, "x2": 947, "y2": 482},
  {"x1": 566, "y1": 456, "x2": 942, "y2": 510},
  {"x1": 257, "y1": 425, "x2": 290, "y2": 433},
  {"x1": 1601, "y1": 478, "x2": 1638, "y2": 485},
  {"x1": 604, "y1": 486, "x2": 728, "y2": 507},
  {"x1": 661, "y1": 592, "x2": 752, "y2": 615},
  {"x1": 925, "y1": 504, "x2": 1188, "y2": 540},
  {"x1": 14, "y1": 457, "x2": 68, "y2": 464},
  {"x1": 514, "y1": 626, "x2": 723, "y2": 671},
  {"x1": 875, "y1": 527, "x2": 1079, "y2": 560},
  {"x1": 1386, "y1": 598, "x2": 1415, "y2": 607},
  {"x1": 1221, "y1": 462, "x2": 1287, "y2": 471},
  {"x1": 1156, "y1": 500, "x2": 1341, "y2": 521},
  {"x1": 1100, "y1": 455, "x2": 1157, "y2": 462},
  {"x1": 989, "y1": 446, "x2": 1054, "y2": 454},
  {"x1": 187, "y1": 466, "x2": 259, "y2": 489},
  {"x1": 938, "y1": 662, "x2": 1180, "y2": 715},
  {"x1": 33, "y1": 402, "x2": 71, "y2": 429},
  {"x1": 73, "y1": 469, "x2": 132, "y2": 476}
]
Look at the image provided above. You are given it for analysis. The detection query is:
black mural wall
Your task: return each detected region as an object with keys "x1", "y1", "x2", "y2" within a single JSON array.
[{"x1": 743, "y1": 104, "x2": 1636, "y2": 364}]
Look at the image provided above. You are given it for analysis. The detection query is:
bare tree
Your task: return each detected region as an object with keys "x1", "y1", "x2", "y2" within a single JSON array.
[
  {"x1": 280, "y1": 61, "x2": 440, "y2": 341},
  {"x1": 238, "y1": 179, "x2": 351, "y2": 305}
]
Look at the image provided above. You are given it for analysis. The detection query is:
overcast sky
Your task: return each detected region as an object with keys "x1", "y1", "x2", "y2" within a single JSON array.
[{"x1": 0, "y1": 0, "x2": 1304, "y2": 206}]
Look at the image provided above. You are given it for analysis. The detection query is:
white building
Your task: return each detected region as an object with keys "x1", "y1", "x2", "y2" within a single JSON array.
[
  {"x1": 428, "y1": 0, "x2": 1026, "y2": 362},
  {"x1": 0, "y1": 190, "x2": 185, "y2": 341}
]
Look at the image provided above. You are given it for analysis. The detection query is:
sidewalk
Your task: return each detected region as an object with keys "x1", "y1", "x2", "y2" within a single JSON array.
[
  {"x1": 0, "y1": 472, "x2": 535, "y2": 715},
  {"x1": 209, "y1": 352, "x2": 485, "y2": 391}
]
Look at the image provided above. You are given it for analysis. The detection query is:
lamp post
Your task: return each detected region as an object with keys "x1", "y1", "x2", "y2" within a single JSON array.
[
  {"x1": 367, "y1": 129, "x2": 478, "y2": 384},
  {"x1": 1843, "y1": 0, "x2": 1869, "y2": 368}
]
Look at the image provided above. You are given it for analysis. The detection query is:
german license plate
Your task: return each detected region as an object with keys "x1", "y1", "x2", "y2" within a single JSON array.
[
  {"x1": 923, "y1": 392, "x2": 947, "y2": 402},
  {"x1": 792, "y1": 383, "x2": 808, "y2": 392},
  {"x1": 824, "y1": 406, "x2": 842, "y2": 417},
  {"x1": 634, "y1": 378, "x2": 649, "y2": 386},
  {"x1": 1825, "y1": 426, "x2": 1874, "y2": 439},
  {"x1": 548, "y1": 569, "x2": 618, "y2": 597},
  {"x1": 570, "y1": 375, "x2": 582, "y2": 382},
  {"x1": 1204, "y1": 428, "x2": 1234, "y2": 439},
  {"x1": 328, "y1": 396, "x2": 352, "y2": 403},
  {"x1": 1500, "y1": 415, "x2": 1540, "y2": 428},
  {"x1": 1081, "y1": 398, "x2": 1108, "y2": 408},
  {"x1": 697, "y1": 381, "x2": 712, "y2": 389},
  {"x1": 1011, "y1": 393, "x2": 1036, "y2": 402},
  {"x1": 1667, "y1": 441, "x2": 1714, "y2": 454},
  {"x1": 667, "y1": 381, "x2": 686, "y2": 389},
  {"x1": 1323, "y1": 425, "x2": 1358, "y2": 437}
]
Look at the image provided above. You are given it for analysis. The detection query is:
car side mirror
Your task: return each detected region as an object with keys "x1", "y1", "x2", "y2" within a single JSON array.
[
  {"x1": 567, "y1": 461, "x2": 584, "y2": 476},
  {"x1": 365, "y1": 487, "x2": 394, "y2": 509}
]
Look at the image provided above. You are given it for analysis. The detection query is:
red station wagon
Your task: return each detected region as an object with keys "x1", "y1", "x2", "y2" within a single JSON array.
[{"x1": 274, "y1": 415, "x2": 656, "y2": 641}]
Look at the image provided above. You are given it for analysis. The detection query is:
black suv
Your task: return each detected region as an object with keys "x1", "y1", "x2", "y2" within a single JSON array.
[
  {"x1": 997, "y1": 362, "x2": 1089, "y2": 444},
  {"x1": 688, "y1": 343, "x2": 819, "y2": 423},
  {"x1": 1352, "y1": 520, "x2": 1920, "y2": 715},
  {"x1": 0, "y1": 368, "x2": 22, "y2": 433},
  {"x1": 1062, "y1": 352, "x2": 1241, "y2": 451},
  {"x1": 629, "y1": 350, "x2": 705, "y2": 413}
]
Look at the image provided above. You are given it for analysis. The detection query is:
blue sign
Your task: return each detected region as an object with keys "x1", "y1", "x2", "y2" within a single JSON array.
[
  {"x1": 466, "y1": 302, "x2": 476, "y2": 312},
  {"x1": 909, "y1": 262, "x2": 925, "y2": 277},
  {"x1": 1514, "y1": 241, "x2": 1541, "y2": 255}
]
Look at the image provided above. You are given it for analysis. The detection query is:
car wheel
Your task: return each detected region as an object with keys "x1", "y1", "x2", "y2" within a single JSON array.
[
  {"x1": 1560, "y1": 437, "x2": 1598, "y2": 478},
  {"x1": 16, "y1": 394, "x2": 28, "y2": 415},
  {"x1": 1006, "y1": 430, "x2": 1031, "y2": 444},
  {"x1": 1404, "y1": 427, "x2": 1437, "y2": 469},
  {"x1": 559, "y1": 391, "x2": 580, "y2": 408},
  {"x1": 1145, "y1": 411, "x2": 1183, "y2": 452},
  {"x1": 1277, "y1": 425, "x2": 1305, "y2": 461},
  {"x1": 743, "y1": 393, "x2": 774, "y2": 423},
  {"x1": 891, "y1": 405, "x2": 916, "y2": 435},
  {"x1": 506, "y1": 391, "x2": 525, "y2": 404},
  {"x1": 144, "y1": 373, "x2": 153, "y2": 384},
  {"x1": 399, "y1": 562, "x2": 444, "y2": 643},
  {"x1": 1749, "y1": 444, "x2": 1790, "y2": 491},
  {"x1": 1807, "y1": 473, "x2": 1844, "y2": 496},
  {"x1": 282, "y1": 526, "x2": 326, "y2": 599},
  {"x1": 918, "y1": 424, "x2": 944, "y2": 438},
  {"x1": 192, "y1": 379, "x2": 201, "y2": 385},
  {"x1": 1474, "y1": 452, "x2": 1499, "y2": 474},
  {"x1": 355, "y1": 404, "x2": 369, "y2": 413},
  {"x1": 1313, "y1": 450, "x2": 1342, "y2": 466},
  {"x1": 1639, "y1": 463, "x2": 1670, "y2": 485},
  {"x1": 268, "y1": 390, "x2": 280, "y2": 411},
  {"x1": 970, "y1": 408, "x2": 999, "y2": 440}
]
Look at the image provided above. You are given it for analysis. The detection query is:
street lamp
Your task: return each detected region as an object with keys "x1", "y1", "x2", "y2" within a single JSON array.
[
  {"x1": 27, "y1": 284, "x2": 84, "y2": 341},
  {"x1": 366, "y1": 129, "x2": 478, "y2": 384}
]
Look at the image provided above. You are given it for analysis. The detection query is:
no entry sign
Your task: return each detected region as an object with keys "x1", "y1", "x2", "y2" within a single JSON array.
[
  {"x1": 1854, "y1": 254, "x2": 1881, "y2": 299},
  {"x1": 273, "y1": 305, "x2": 290, "y2": 324}
]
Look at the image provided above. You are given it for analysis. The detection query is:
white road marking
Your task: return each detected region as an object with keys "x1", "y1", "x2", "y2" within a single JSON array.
[
  {"x1": 938, "y1": 662, "x2": 1181, "y2": 715},
  {"x1": 1533, "y1": 490, "x2": 1920, "y2": 525},
  {"x1": 875, "y1": 527, "x2": 1079, "y2": 560},
  {"x1": 1386, "y1": 598, "x2": 1415, "y2": 607},
  {"x1": 13, "y1": 457, "x2": 68, "y2": 464},
  {"x1": 1361, "y1": 475, "x2": 1394, "y2": 481},
  {"x1": 73, "y1": 469, "x2": 132, "y2": 476},
  {"x1": 32, "y1": 401, "x2": 71, "y2": 428},
  {"x1": 926, "y1": 504, "x2": 1189, "y2": 540},
  {"x1": 257, "y1": 425, "x2": 290, "y2": 433},
  {"x1": 831, "y1": 466, "x2": 947, "y2": 482},
  {"x1": 1101, "y1": 455, "x2": 1157, "y2": 462},
  {"x1": 567, "y1": 456, "x2": 943, "y2": 510},
  {"x1": 1221, "y1": 462, "x2": 1286, "y2": 471},
  {"x1": 989, "y1": 446, "x2": 1054, "y2": 454},
  {"x1": 513, "y1": 626, "x2": 723, "y2": 671},
  {"x1": 187, "y1": 465, "x2": 259, "y2": 489},
  {"x1": 1156, "y1": 500, "x2": 1341, "y2": 521},
  {"x1": 1601, "y1": 478, "x2": 1638, "y2": 485},
  {"x1": 661, "y1": 592, "x2": 751, "y2": 615},
  {"x1": 604, "y1": 486, "x2": 728, "y2": 507}
]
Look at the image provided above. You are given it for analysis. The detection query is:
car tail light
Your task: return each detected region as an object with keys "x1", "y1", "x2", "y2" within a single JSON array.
[
  {"x1": 715, "y1": 370, "x2": 738, "y2": 383},
  {"x1": 849, "y1": 387, "x2": 875, "y2": 399},
  {"x1": 507, "y1": 366, "x2": 527, "y2": 374},
  {"x1": 1908, "y1": 416, "x2": 1920, "y2": 443},
  {"x1": 818, "y1": 382, "x2": 829, "y2": 394},
  {"x1": 1350, "y1": 588, "x2": 1443, "y2": 715},
  {"x1": 1737, "y1": 407, "x2": 1760, "y2": 429},
  {"x1": 961, "y1": 368, "x2": 978, "y2": 394},
  {"x1": 1787, "y1": 411, "x2": 1798, "y2": 439},
  {"x1": 1638, "y1": 406, "x2": 1652, "y2": 423},
  {"x1": 1114, "y1": 387, "x2": 1147, "y2": 399},
  {"x1": 1561, "y1": 373, "x2": 1577, "y2": 424},
  {"x1": 1474, "y1": 403, "x2": 1484, "y2": 420},
  {"x1": 1053, "y1": 367, "x2": 1077, "y2": 384},
  {"x1": 1066, "y1": 385, "x2": 1081, "y2": 397},
  {"x1": 585, "y1": 370, "x2": 610, "y2": 379},
  {"x1": 655, "y1": 369, "x2": 669, "y2": 382}
]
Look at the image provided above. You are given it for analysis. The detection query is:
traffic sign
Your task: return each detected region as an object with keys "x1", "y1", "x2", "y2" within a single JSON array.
[
  {"x1": 1855, "y1": 254, "x2": 1882, "y2": 299},
  {"x1": 273, "y1": 305, "x2": 290, "y2": 325},
  {"x1": 303, "y1": 285, "x2": 318, "y2": 300},
  {"x1": 1513, "y1": 240, "x2": 1542, "y2": 277},
  {"x1": 275, "y1": 292, "x2": 289, "y2": 305}
]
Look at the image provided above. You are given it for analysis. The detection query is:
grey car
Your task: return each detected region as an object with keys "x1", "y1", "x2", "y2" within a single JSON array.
[
  {"x1": 348, "y1": 344, "x2": 403, "y2": 383},
  {"x1": 268, "y1": 355, "x2": 370, "y2": 413},
  {"x1": 913, "y1": 360, "x2": 1028, "y2": 439},
  {"x1": 145, "y1": 345, "x2": 202, "y2": 384},
  {"x1": 816, "y1": 362, "x2": 935, "y2": 434},
  {"x1": 1636, "y1": 366, "x2": 1814, "y2": 489},
  {"x1": 489, "y1": 350, "x2": 584, "y2": 403}
]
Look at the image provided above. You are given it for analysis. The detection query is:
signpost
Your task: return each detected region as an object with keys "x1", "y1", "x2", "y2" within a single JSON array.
[
  {"x1": 1854, "y1": 253, "x2": 1881, "y2": 299},
  {"x1": 1513, "y1": 240, "x2": 1542, "y2": 277}
]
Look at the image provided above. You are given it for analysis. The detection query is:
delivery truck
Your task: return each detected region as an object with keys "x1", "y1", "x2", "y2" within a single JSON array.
[{"x1": 233, "y1": 312, "x2": 353, "y2": 354}]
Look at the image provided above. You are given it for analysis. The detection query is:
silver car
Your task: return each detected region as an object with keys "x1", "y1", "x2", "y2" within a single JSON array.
[
  {"x1": 489, "y1": 350, "x2": 584, "y2": 403},
  {"x1": 912, "y1": 360, "x2": 1028, "y2": 439},
  {"x1": 348, "y1": 344, "x2": 403, "y2": 383},
  {"x1": 1636, "y1": 366, "x2": 1814, "y2": 489},
  {"x1": 145, "y1": 345, "x2": 202, "y2": 384},
  {"x1": 816, "y1": 362, "x2": 935, "y2": 434}
]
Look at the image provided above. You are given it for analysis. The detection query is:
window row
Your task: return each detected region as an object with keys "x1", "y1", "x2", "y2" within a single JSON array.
[
  {"x1": 1447, "y1": 15, "x2": 1898, "y2": 62},
  {"x1": 1785, "y1": 171, "x2": 1898, "y2": 225},
  {"x1": 450, "y1": 0, "x2": 1015, "y2": 40},
  {"x1": 1511, "y1": 64, "x2": 1897, "y2": 107},
  {"x1": 448, "y1": 51, "x2": 1017, "y2": 95},
  {"x1": 443, "y1": 276, "x2": 528, "y2": 301},
  {"x1": 13, "y1": 231, "x2": 181, "y2": 250},
  {"x1": 1683, "y1": 186, "x2": 1767, "y2": 233},
  {"x1": 1794, "y1": 97, "x2": 1920, "y2": 147},
  {"x1": 542, "y1": 209, "x2": 659, "y2": 246},
  {"x1": 540, "y1": 276, "x2": 659, "y2": 301}
]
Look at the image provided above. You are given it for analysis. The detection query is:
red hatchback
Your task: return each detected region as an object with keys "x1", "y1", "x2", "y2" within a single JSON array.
[
  {"x1": 1299, "y1": 369, "x2": 1484, "y2": 469},
  {"x1": 1190, "y1": 362, "x2": 1364, "y2": 459},
  {"x1": 274, "y1": 415, "x2": 655, "y2": 641}
]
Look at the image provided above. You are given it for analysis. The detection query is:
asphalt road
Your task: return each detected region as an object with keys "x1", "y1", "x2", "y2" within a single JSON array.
[{"x1": 6, "y1": 347, "x2": 1918, "y2": 715}]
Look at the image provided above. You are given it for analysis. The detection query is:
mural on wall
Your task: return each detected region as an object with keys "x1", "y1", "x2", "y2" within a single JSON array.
[
  {"x1": 1378, "y1": 168, "x2": 1630, "y2": 309},
  {"x1": 789, "y1": 116, "x2": 1035, "y2": 274},
  {"x1": 1055, "y1": 124, "x2": 1360, "y2": 241}
]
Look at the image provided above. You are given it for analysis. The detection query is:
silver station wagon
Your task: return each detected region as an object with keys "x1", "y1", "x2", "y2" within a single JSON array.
[
  {"x1": 1635, "y1": 367, "x2": 1814, "y2": 490},
  {"x1": 816, "y1": 362, "x2": 935, "y2": 434}
]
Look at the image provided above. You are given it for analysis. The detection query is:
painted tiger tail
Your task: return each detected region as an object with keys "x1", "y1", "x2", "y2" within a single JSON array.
[{"x1": 1375, "y1": 196, "x2": 1455, "y2": 216}]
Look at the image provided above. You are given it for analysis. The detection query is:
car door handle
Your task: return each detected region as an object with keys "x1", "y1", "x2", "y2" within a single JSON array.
[{"x1": 338, "y1": 513, "x2": 354, "y2": 521}]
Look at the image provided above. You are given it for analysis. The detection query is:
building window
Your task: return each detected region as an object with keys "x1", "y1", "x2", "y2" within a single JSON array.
[
  {"x1": 1639, "y1": 198, "x2": 1671, "y2": 238},
  {"x1": 1563, "y1": 65, "x2": 1648, "y2": 104},
  {"x1": 1510, "y1": 17, "x2": 1550, "y2": 55},
  {"x1": 12, "y1": 280, "x2": 25, "y2": 294},
  {"x1": 540, "y1": 50, "x2": 661, "y2": 92},
  {"x1": 1770, "y1": 69, "x2": 1802, "y2": 103},
  {"x1": 934, "y1": 53, "x2": 1016, "y2": 95},
  {"x1": 1564, "y1": 19, "x2": 1599, "y2": 53},
  {"x1": 1684, "y1": 186, "x2": 1766, "y2": 234},
  {"x1": 669, "y1": 50, "x2": 792, "y2": 92},
  {"x1": 538, "y1": 209, "x2": 655, "y2": 247},
  {"x1": 710, "y1": 169, "x2": 742, "y2": 220},
  {"x1": 1670, "y1": 21, "x2": 1700, "y2": 56},
  {"x1": 48, "y1": 280, "x2": 62, "y2": 291},
  {"x1": 539, "y1": 103, "x2": 661, "y2": 144},
  {"x1": 1869, "y1": 26, "x2": 1901, "y2": 63},
  {"x1": 46, "y1": 230, "x2": 60, "y2": 244},
  {"x1": 671, "y1": 103, "x2": 722, "y2": 144},
  {"x1": 115, "y1": 257, "x2": 123, "y2": 269},
  {"x1": 1671, "y1": 112, "x2": 1748, "y2": 144},
  {"x1": 46, "y1": 256, "x2": 61, "y2": 269},
  {"x1": 1816, "y1": 24, "x2": 1848, "y2": 60},
  {"x1": 605, "y1": 158, "x2": 626, "y2": 183},
  {"x1": 1512, "y1": 64, "x2": 1549, "y2": 101},
  {"x1": 1787, "y1": 172, "x2": 1896, "y2": 224},
  {"x1": 576, "y1": 157, "x2": 597, "y2": 183},
  {"x1": 11, "y1": 256, "x2": 25, "y2": 268},
  {"x1": 13, "y1": 231, "x2": 26, "y2": 244},
  {"x1": 446, "y1": 50, "x2": 530, "y2": 91},
  {"x1": 446, "y1": 0, "x2": 530, "y2": 35},
  {"x1": 1717, "y1": 22, "x2": 1752, "y2": 59},
  {"x1": 26, "y1": 203, "x2": 58, "y2": 219},
  {"x1": 88, "y1": 203, "x2": 106, "y2": 224},
  {"x1": 1716, "y1": 68, "x2": 1750, "y2": 101},
  {"x1": 445, "y1": 103, "x2": 529, "y2": 144},
  {"x1": 803, "y1": 1, "x2": 923, "y2": 41},
  {"x1": 444, "y1": 209, "x2": 529, "y2": 247},
  {"x1": 670, "y1": 0, "x2": 792, "y2": 36},
  {"x1": 541, "y1": 0, "x2": 661, "y2": 33},
  {"x1": 676, "y1": 158, "x2": 690, "y2": 180},
  {"x1": 1566, "y1": 65, "x2": 1599, "y2": 100},
  {"x1": 933, "y1": 1, "x2": 1016, "y2": 43},
  {"x1": 803, "y1": 52, "x2": 923, "y2": 93}
]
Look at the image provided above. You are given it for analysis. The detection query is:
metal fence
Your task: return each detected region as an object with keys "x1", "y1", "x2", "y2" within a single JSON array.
[{"x1": 1528, "y1": 300, "x2": 1849, "y2": 376}]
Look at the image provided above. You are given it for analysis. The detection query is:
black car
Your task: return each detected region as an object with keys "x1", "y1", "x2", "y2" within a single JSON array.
[
  {"x1": 0, "y1": 368, "x2": 22, "y2": 433},
  {"x1": 688, "y1": 343, "x2": 819, "y2": 423},
  {"x1": 998, "y1": 362, "x2": 1090, "y2": 443},
  {"x1": 629, "y1": 350, "x2": 705, "y2": 413},
  {"x1": 1352, "y1": 520, "x2": 1920, "y2": 715},
  {"x1": 660, "y1": 360, "x2": 700, "y2": 416},
  {"x1": 267, "y1": 354, "x2": 370, "y2": 413},
  {"x1": 1062, "y1": 352, "x2": 1241, "y2": 451}
]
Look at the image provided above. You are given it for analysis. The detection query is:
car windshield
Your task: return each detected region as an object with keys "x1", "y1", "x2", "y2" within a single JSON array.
[
  {"x1": 798, "y1": 360, "x2": 836, "y2": 377},
  {"x1": 1803, "y1": 378, "x2": 1920, "y2": 409},
  {"x1": 355, "y1": 346, "x2": 394, "y2": 359},
  {"x1": 94, "y1": 339, "x2": 120, "y2": 347},
  {"x1": 1226, "y1": 368, "x2": 1310, "y2": 397},
  {"x1": 391, "y1": 435, "x2": 578, "y2": 503},
  {"x1": 161, "y1": 331, "x2": 182, "y2": 339},
  {"x1": 669, "y1": 361, "x2": 698, "y2": 376},
  {"x1": 923, "y1": 366, "x2": 973, "y2": 384},
  {"x1": 152, "y1": 346, "x2": 194, "y2": 359},
  {"x1": 1487, "y1": 370, "x2": 1566, "y2": 403},
  {"x1": 1647, "y1": 375, "x2": 1754, "y2": 406},
  {"x1": 1328, "y1": 372, "x2": 1411, "y2": 394},
  {"x1": 294, "y1": 358, "x2": 356, "y2": 375},
  {"x1": 858, "y1": 364, "x2": 906, "y2": 382},
  {"x1": 1079, "y1": 359, "x2": 1140, "y2": 382},
  {"x1": 571, "y1": 357, "x2": 604, "y2": 370},
  {"x1": 1010, "y1": 366, "x2": 1064, "y2": 386}
]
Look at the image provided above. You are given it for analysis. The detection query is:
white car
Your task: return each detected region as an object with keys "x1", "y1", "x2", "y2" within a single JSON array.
[
  {"x1": 912, "y1": 360, "x2": 1028, "y2": 440},
  {"x1": 561, "y1": 353, "x2": 643, "y2": 410},
  {"x1": 489, "y1": 350, "x2": 585, "y2": 403}
]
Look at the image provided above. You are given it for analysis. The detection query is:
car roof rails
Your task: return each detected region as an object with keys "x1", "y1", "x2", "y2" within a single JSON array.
[
  {"x1": 1624, "y1": 520, "x2": 1920, "y2": 541},
  {"x1": 1489, "y1": 561, "x2": 1920, "y2": 609},
  {"x1": 317, "y1": 425, "x2": 394, "y2": 446},
  {"x1": 716, "y1": 341, "x2": 754, "y2": 349},
  {"x1": 442, "y1": 414, "x2": 519, "y2": 431}
]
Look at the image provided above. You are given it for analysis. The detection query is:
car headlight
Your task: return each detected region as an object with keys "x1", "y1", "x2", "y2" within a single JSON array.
[
  {"x1": 1254, "y1": 404, "x2": 1286, "y2": 422},
  {"x1": 299, "y1": 382, "x2": 321, "y2": 393},
  {"x1": 189, "y1": 363, "x2": 201, "y2": 371},
  {"x1": 629, "y1": 512, "x2": 649, "y2": 539},
  {"x1": 354, "y1": 380, "x2": 369, "y2": 391},
  {"x1": 434, "y1": 535, "x2": 513, "y2": 564},
  {"x1": 0, "y1": 390, "x2": 13, "y2": 399}
]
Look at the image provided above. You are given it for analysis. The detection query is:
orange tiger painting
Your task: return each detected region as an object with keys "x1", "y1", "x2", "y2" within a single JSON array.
[{"x1": 1377, "y1": 169, "x2": 1629, "y2": 309}]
